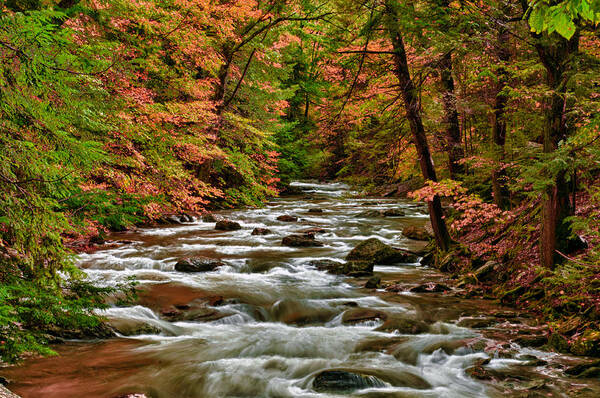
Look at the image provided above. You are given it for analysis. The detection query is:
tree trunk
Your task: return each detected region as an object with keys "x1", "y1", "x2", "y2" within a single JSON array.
[
  {"x1": 532, "y1": 31, "x2": 579, "y2": 267},
  {"x1": 385, "y1": 3, "x2": 451, "y2": 252},
  {"x1": 438, "y1": 51, "x2": 464, "y2": 179},
  {"x1": 491, "y1": 20, "x2": 511, "y2": 209}
]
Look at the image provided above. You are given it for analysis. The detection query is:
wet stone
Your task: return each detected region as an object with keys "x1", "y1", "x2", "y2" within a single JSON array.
[
  {"x1": 307, "y1": 208, "x2": 324, "y2": 213},
  {"x1": 282, "y1": 234, "x2": 324, "y2": 247},
  {"x1": 251, "y1": 227, "x2": 272, "y2": 235},
  {"x1": 313, "y1": 370, "x2": 387, "y2": 393},
  {"x1": 402, "y1": 225, "x2": 432, "y2": 241},
  {"x1": 174, "y1": 257, "x2": 225, "y2": 273},
  {"x1": 277, "y1": 215, "x2": 298, "y2": 222},
  {"x1": 215, "y1": 220, "x2": 241, "y2": 230},
  {"x1": 383, "y1": 209, "x2": 406, "y2": 217},
  {"x1": 342, "y1": 308, "x2": 388, "y2": 324},
  {"x1": 365, "y1": 276, "x2": 381, "y2": 289},
  {"x1": 346, "y1": 238, "x2": 414, "y2": 265},
  {"x1": 410, "y1": 283, "x2": 451, "y2": 293},
  {"x1": 202, "y1": 213, "x2": 222, "y2": 222}
]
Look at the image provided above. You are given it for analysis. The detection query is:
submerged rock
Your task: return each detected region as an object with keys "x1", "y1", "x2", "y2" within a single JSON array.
[
  {"x1": 277, "y1": 215, "x2": 298, "y2": 222},
  {"x1": 313, "y1": 370, "x2": 387, "y2": 393},
  {"x1": 175, "y1": 257, "x2": 225, "y2": 273},
  {"x1": 346, "y1": 238, "x2": 415, "y2": 264},
  {"x1": 251, "y1": 227, "x2": 272, "y2": 235},
  {"x1": 402, "y1": 225, "x2": 432, "y2": 241},
  {"x1": 215, "y1": 220, "x2": 241, "y2": 231},
  {"x1": 282, "y1": 234, "x2": 324, "y2": 247},
  {"x1": 308, "y1": 208, "x2": 324, "y2": 213}
]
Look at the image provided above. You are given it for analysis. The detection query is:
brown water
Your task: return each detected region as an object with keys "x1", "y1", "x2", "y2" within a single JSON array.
[{"x1": 3, "y1": 182, "x2": 600, "y2": 397}]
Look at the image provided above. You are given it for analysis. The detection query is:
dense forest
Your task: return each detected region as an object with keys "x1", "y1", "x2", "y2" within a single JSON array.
[{"x1": 1, "y1": 0, "x2": 600, "y2": 377}]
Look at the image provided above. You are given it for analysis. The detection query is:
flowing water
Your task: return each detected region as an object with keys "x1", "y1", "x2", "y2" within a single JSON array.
[{"x1": 3, "y1": 182, "x2": 600, "y2": 398}]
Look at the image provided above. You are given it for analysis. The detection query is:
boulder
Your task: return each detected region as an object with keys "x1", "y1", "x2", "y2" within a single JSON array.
[
  {"x1": 342, "y1": 308, "x2": 388, "y2": 324},
  {"x1": 402, "y1": 225, "x2": 432, "y2": 241},
  {"x1": 215, "y1": 220, "x2": 241, "y2": 231},
  {"x1": 346, "y1": 238, "x2": 414, "y2": 264},
  {"x1": 202, "y1": 213, "x2": 221, "y2": 222},
  {"x1": 565, "y1": 360, "x2": 600, "y2": 377},
  {"x1": 309, "y1": 259, "x2": 373, "y2": 276},
  {"x1": 343, "y1": 261, "x2": 374, "y2": 276},
  {"x1": 409, "y1": 283, "x2": 451, "y2": 293},
  {"x1": 175, "y1": 257, "x2": 225, "y2": 273},
  {"x1": 570, "y1": 330, "x2": 600, "y2": 356},
  {"x1": 473, "y1": 260, "x2": 499, "y2": 281},
  {"x1": 301, "y1": 227, "x2": 327, "y2": 234},
  {"x1": 282, "y1": 234, "x2": 324, "y2": 247},
  {"x1": 251, "y1": 227, "x2": 272, "y2": 235},
  {"x1": 308, "y1": 208, "x2": 324, "y2": 213},
  {"x1": 313, "y1": 368, "x2": 430, "y2": 393},
  {"x1": 365, "y1": 276, "x2": 382, "y2": 289},
  {"x1": 376, "y1": 315, "x2": 429, "y2": 334},
  {"x1": 277, "y1": 215, "x2": 298, "y2": 222},
  {"x1": 308, "y1": 259, "x2": 345, "y2": 271},
  {"x1": 313, "y1": 370, "x2": 386, "y2": 393},
  {"x1": 357, "y1": 210, "x2": 383, "y2": 218},
  {"x1": 383, "y1": 209, "x2": 406, "y2": 217},
  {"x1": 108, "y1": 319, "x2": 162, "y2": 336}
]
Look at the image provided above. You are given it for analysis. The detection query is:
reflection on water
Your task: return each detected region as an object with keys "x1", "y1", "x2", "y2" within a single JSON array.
[{"x1": 3, "y1": 181, "x2": 599, "y2": 398}]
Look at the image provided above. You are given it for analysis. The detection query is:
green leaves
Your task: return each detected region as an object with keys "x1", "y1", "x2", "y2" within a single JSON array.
[{"x1": 528, "y1": 0, "x2": 600, "y2": 39}]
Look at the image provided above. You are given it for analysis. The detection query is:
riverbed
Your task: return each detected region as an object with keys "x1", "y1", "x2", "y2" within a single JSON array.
[{"x1": 3, "y1": 182, "x2": 599, "y2": 397}]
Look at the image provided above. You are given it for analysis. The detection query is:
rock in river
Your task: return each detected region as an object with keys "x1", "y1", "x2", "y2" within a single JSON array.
[
  {"x1": 309, "y1": 259, "x2": 373, "y2": 276},
  {"x1": 346, "y1": 238, "x2": 416, "y2": 264},
  {"x1": 365, "y1": 276, "x2": 381, "y2": 289},
  {"x1": 277, "y1": 215, "x2": 298, "y2": 222},
  {"x1": 175, "y1": 257, "x2": 225, "y2": 272},
  {"x1": 215, "y1": 220, "x2": 241, "y2": 231},
  {"x1": 313, "y1": 370, "x2": 387, "y2": 393},
  {"x1": 402, "y1": 225, "x2": 432, "y2": 241},
  {"x1": 251, "y1": 227, "x2": 272, "y2": 235},
  {"x1": 282, "y1": 234, "x2": 324, "y2": 247}
]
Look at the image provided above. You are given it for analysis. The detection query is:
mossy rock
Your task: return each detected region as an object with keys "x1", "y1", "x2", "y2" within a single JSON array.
[
  {"x1": 571, "y1": 330, "x2": 600, "y2": 357},
  {"x1": 546, "y1": 333, "x2": 571, "y2": 354},
  {"x1": 375, "y1": 315, "x2": 429, "y2": 334},
  {"x1": 499, "y1": 286, "x2": 526, "y2": 304},
  {"x1": 346, "y1": 238, "x2": 411, "y2": 264}
]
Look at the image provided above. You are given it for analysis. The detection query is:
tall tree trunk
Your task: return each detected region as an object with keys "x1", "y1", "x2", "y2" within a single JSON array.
[
  {"x1": 385, "y1": 2, "x2": 451, "y2": 252},
  {"x1": 491, "y1": 19, "x2": 511, "y2": 209},
  {"x1": 438, "y1": 51, "x2": 464, "y2": 179},
  {"x1": 519, "y1": 0, "x2": 579, "y2": 267}
]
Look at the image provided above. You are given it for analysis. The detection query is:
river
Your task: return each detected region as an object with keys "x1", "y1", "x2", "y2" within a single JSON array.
[{"x1": 2, "y1": 182, "x2": 599, "y2": 397}]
